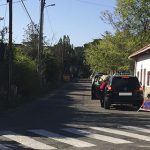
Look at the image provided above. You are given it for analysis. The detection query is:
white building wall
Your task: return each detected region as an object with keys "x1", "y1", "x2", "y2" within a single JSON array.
[{"x1": 135, "y1": 53, "x2": 150, "y2": 97}]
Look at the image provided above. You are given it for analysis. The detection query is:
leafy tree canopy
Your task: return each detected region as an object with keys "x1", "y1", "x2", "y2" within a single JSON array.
[{"x1": 84, "y1": 0, "x2": 150, "y2": 73}]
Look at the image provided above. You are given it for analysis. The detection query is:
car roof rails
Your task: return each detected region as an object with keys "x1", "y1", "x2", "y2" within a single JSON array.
[{"x1": 113, "y1": 71, "x2": 133, "y2": 76}]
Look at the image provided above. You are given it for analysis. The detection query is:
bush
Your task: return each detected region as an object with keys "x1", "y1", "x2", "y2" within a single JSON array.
[
  {"x1": 44, "y1": 53, "x2": 61, "y2": 87},
  {"x1": 14, "y1": 48, "x2": 42, "y2": 98}
]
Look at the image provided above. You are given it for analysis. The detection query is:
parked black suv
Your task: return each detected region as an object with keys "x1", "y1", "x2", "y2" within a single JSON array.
[{"x1": 103, "y1": 75, "x2": 144, "y2": 109}]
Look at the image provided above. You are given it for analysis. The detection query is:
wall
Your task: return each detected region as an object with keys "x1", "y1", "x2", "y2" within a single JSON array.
[{"x1": 135, "y1": 53, "x2": 150, "y2": 98}]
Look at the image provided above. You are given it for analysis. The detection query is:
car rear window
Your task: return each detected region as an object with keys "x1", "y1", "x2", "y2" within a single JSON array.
[{"x1": 111, "y1": 76, "x2": 140, "y2": 91}]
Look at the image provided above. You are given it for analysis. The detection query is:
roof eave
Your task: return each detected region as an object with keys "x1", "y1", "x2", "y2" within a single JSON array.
[{"x1": 129, "y1": 44, "x2": 150, "y2": 60}]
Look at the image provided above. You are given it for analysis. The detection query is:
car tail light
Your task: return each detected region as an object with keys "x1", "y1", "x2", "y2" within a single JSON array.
[
  {"x1": 107, "y1": 85, "x2": 112, "y2": 91},
  {"x1": 121, "y1": 76, "x2": 129, "y2": 79},
  {"x1": 136, "y1": 86, "x2": 143, "y2": 92},
  {"x1": 139, "y1": 86, "x2": 143, "y2": 91}
]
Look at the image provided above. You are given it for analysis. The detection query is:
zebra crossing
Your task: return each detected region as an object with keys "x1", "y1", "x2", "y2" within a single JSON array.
[
  {"x1": 0, "y1": 124, "x2": 150, "y2": 149},
  {"x1": 62, "y1": 128, "x2": 132, "y2": 144},
  {"x1": 29, "y1": 129, "x2": 95, "y2": 148}
]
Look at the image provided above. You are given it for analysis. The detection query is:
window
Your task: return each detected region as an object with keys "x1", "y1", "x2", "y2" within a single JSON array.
[
  {"x1": 112, "y1": 77, "x2": 140, "y2": 91},
  {"x1": 147, "y1": 71, "x2": 150, "y2": 86},
  {"x1": 143, "y1": 69, "x2": 146, "y2": 86},
  {"x1": 140, "y1": 69, "x2": 143, "y2": 83},
  {"x1": 137, "y1": 71, "x2": 139, "y2": 80}
]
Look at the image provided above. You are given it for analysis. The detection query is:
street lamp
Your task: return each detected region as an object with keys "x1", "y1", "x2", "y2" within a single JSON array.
[
  {"x1": 45, "y1": 4, "x2": 55, "y2": 7},
  {"x1": 38, "y1": 1, "x2": 55, "y2": 84}
]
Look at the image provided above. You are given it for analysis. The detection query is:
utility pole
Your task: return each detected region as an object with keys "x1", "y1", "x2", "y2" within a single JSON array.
[
  {"x1": 7, "y1": 0, "x2": 13, "y2": 103},
  {"x1": 38, "y1": 0, "x2": 45, "y2": 80},
  {"x1": 38, "y1": 0, "x2": 55, "y2": 82}
]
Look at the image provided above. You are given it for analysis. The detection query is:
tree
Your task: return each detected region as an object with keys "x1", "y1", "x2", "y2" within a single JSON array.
[
  {"x1": 40, "y1": 45, "x2": 60, "y2": 85},
  {"x1": 101, "y1": 0, "x2": 150, "y2": 36},
  {"x1": 116, "y1": 0, "x2": 150, "y2": 34},
  {"x1": 13, "y1": 47, "x2": 41, "y2": 96},
  {"x1": 53, "y1": 35, "x2": 75, "y2": 79},
  {"x1": 0, "y1": 27, "x2": 7, "y2": 43},
  {"x1": 73, "y1": 46, "x2": 90, "y2": 77},
  {"x1": 85, "y1": 0, "x2": 150, "y2": 73},
  {"x1": 84, "y1": 31, "x2": 137, "y2": 73},
  {"x1": 22, "y1": 23, "x2": 39, "y2": 59}
]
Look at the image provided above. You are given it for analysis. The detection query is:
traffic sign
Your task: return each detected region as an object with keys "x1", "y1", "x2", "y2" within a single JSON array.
[{"x1": 138, "y1": 100, "x2": 150, "y2": 112}]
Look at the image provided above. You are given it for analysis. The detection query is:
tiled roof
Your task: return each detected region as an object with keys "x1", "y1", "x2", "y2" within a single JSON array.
[{"x1": 129, "y1": 44, "x2": 150, "y2": 59}]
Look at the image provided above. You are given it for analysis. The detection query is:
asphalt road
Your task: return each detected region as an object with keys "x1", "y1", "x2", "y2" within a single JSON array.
[{"x1": 0, "y1": 79, "x2": 150, "y2": 150}]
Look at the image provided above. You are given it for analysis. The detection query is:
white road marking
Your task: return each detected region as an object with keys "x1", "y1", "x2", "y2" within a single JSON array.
[
  {"x1": 121, "y1": 126, "x2": 150, "y2": 133},
  {"x1": 145, "y1": 125, "x2": 150, "y2": 128},
  {"x1": 29, "y1": 129, "x2": 95, "y2": 148},
  {"x1": 137, "y1": 145, "x2": 150, "y2": 148},
  {"x1": 62, "y1": 128, "x2": 132, "y2": 144},
  {"x1": 90, "y1": 126, "x2": 150, "y2": 142},
  {"x1": 0, "y1": 144, "x2": 12, "y2": 150},
  {"x1": 0, "y1": 131, "x2": 56, "y2": 150}
]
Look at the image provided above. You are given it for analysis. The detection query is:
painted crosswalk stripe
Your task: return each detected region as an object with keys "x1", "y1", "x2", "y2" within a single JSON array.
[
  {"x1": 121, "y1": 126, "x2": 150, "y2": 133},
  {"x1": 90, "y1": 126, "x2": 150, "y2": 142},
  {"x1": 62, "y1": 128, "x2": 132, "y2": 144},
  {"x1": 0, "y1": 144, "x2": 12, "y2": 150},
  {"x1": 29, "y1": 129, "x2": 95, "y2": 148},
  {"x1": 0, "y1": 131, "x2": 56, "y2": 150}
]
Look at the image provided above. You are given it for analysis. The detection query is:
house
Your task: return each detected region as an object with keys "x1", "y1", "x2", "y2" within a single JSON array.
[{"x1": 129, "y1": 44, "x2": 150, "y2": 98}]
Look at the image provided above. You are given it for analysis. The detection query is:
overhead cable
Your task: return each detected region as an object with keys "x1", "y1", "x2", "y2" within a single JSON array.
[
  {"x1": 20, "y1": 0, "x2": 52, "y2": 46},
  {"x1": 45, "y1": 7, "x2": 56, "y2": 45},
  {"x1": 3, "y1": 2, "x2": 8, "y2": 28},
  {"x1": 75, "y1": 0, "x2": 115, "y2": 8},
  {"x1": 0, "y1": 0, "x2": 27, "y2": 7},
  {"x1": 20, "y1": 0, "x2": 39, "y2": 33}
]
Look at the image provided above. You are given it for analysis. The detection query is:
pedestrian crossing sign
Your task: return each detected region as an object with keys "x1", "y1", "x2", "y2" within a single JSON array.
[{"x1": 138, "y1": 100, "x2": 150, "y2": 112}]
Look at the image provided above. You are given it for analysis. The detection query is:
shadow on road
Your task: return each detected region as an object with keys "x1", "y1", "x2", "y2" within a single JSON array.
[
  {"x1": 0, "y1": 79, "x2": 149, "y2": 129},
  {"x1": 0, "y1": 79, "x2": 149, "y2": 149}
]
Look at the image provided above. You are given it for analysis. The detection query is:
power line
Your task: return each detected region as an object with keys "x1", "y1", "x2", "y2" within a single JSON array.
[
  {"x1": 45, "y1": 7, "x2": 56, "y2": 45},
  {"x1": 20, "y1": 0, "x2": 39, "y2": 33},
  {"x1": 3, "y1": 2, "x2": 8, "y2": 28},
  {"x1": 1, "y1": 0, "x2": 53, "y2": 46},
  {"x1": 20, "y1": 0, "x2": 54, "y2": 47},
  {"x1": 0, "y1": 3, "x2": 6, "y2": 7},
  {"x1": 20, "y1": 0, "x2": 53, "y2": 46},
  {"x1": 74, "y1": 0, "x2": 115, "y2": 8},
  {"x1": 0, "y1": 0, "x2": 27, "y2": 7}
]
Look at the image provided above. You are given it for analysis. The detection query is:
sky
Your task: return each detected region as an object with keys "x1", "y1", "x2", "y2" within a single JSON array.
[{"x1": 0, "y1": 0, "x2": 117, "y2": 47}]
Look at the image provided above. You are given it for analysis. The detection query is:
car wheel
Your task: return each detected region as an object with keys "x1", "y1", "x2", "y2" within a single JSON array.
[
  {"x1": 135, "y1": 103, "x2": 142, "y2": 110},
  {"x1": 104, "y1": 96, "x2": 111, "y2": 109},
  {"x1": 100, "y1": 99, "x2": 104, "y2": 107},
  {"x1": 134, "y1": 100, "x2": 143, "y2": 109}
]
